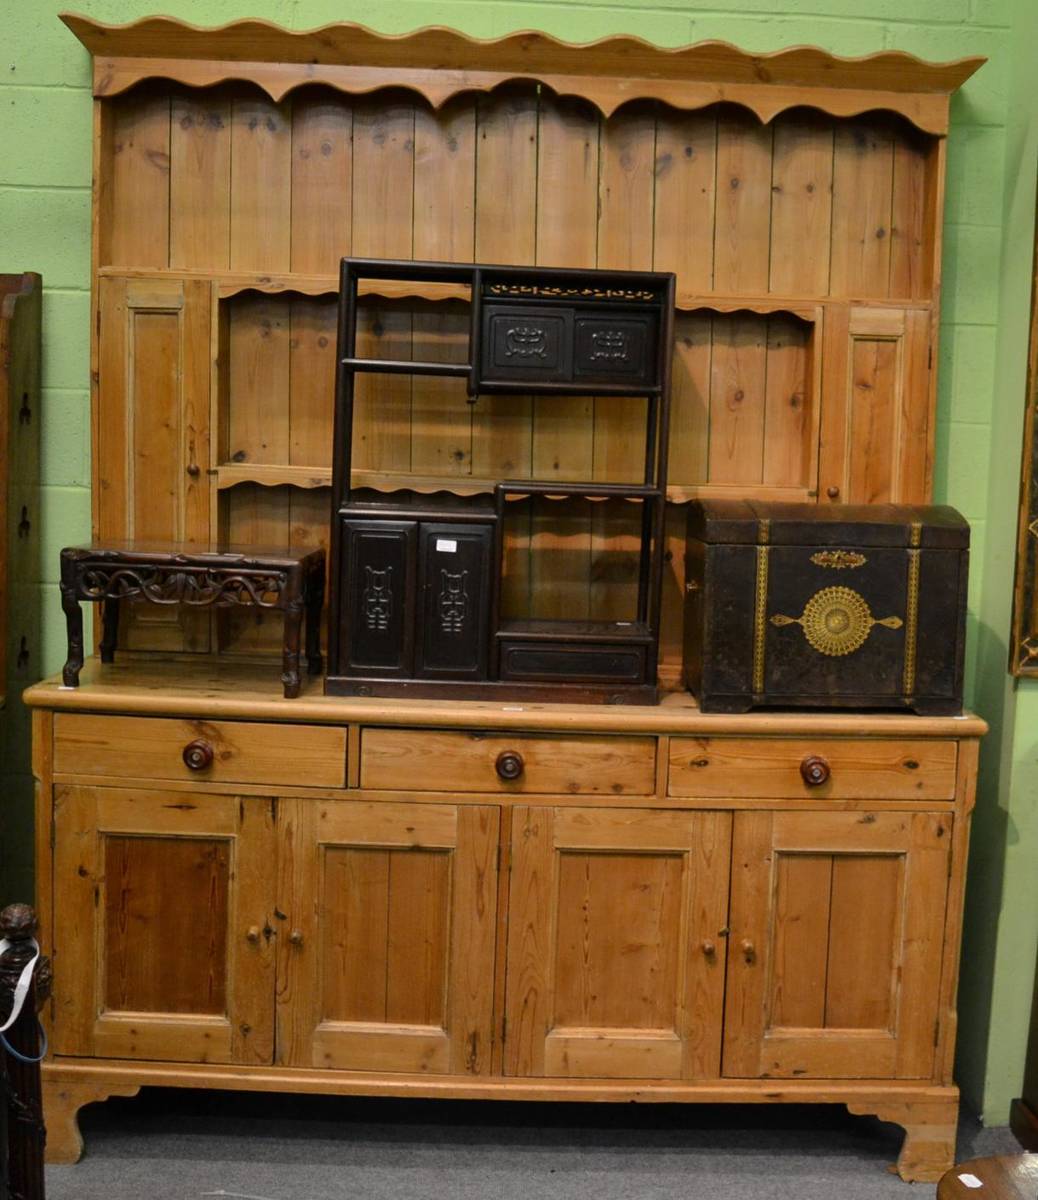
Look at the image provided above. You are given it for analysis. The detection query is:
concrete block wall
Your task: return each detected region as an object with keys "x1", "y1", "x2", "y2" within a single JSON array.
[{"x1": 1, "y1": 0, "x2": 1032, "y2": 1125}]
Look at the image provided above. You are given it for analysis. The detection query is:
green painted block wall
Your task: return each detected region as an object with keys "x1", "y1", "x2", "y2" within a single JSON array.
[{"x1": 1, "y1": 0, "x2": 1035, "y2": 1126}]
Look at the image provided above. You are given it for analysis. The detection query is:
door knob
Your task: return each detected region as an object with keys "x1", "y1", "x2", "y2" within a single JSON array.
[
  {"x1": 182, "y1": 739, "x2": 214, "y2": 770},
  {"x1": 800, "y1": 755, "x2": 831, "y2": 787},
  {"x1": 495, "y1": 750, "x2": 524, "y2": 781}
]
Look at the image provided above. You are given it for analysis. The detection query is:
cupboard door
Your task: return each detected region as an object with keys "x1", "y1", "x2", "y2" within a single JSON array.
[
  {"x1": 416, "y1": 523, "x2": 493, "y2": 681},
  {"x1": 724, "y1": 810, "x2": 951, "y2": 1080},
  {"x1": 337, "y1": 519, "x2": 417, "y2": 677},
  {"x1": 504, "y1": 807, "x2": 731, "y2": 1080},
  {"x1": 277, "y1": 799, "x2": 499, "y2": 1075},
  {"x1": 52, "y1": 785, "x2": 275, "y2": 1064},
  {"x1": 96, "y1": 275, "x2": 213, "y2": 651},
  {"x1": 819, "y1": 306, "x2": 932, "y2": 505}
]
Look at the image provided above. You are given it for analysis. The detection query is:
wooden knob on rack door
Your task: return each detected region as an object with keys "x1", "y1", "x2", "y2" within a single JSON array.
[
  {"x1": 741, "y1": 940, "x2": 756, "y2": 964},
  {"x1": 495, "y1": 750, "x2": 525, "y2": 781},
  {"x1": 182, "y1": 739, "x2": 214, "y2": 771},
  {"x1": 245, "y1": 926, "x2": 261, "y2": 944},
  {"x1": 701, "y1": 939, "x2": 716, "y2": 959},
  {"x1": 800, "y1": 755, "x2": 831, "y2": 788},
  {"x1": 288, "y1": 930, "x2": 304, "y2": 947},
  {"x1": 826, "y1": 485, "x2": 841, "y2": 500}
]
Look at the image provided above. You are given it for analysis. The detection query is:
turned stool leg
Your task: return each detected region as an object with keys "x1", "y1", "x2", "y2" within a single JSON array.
[
  {"x1": 282, "y1": 604, "x2": 303, "y2": 699},
  {"x1": 60, "y1": 587, "x2": 84, "y2": 687},
  {"x1": 99, "y1": 597, "x2": 120, "y2": 663}
]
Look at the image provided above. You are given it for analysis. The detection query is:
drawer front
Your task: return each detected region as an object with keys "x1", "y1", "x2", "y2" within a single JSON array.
[
  {"x1": 498, "y1": 640, "x2": 647, "y2": 684},
  {"x1": 361, "y1": 728, "x2": 657, "y2": 795},
  {"x1": 572, "y1": 313, "x2": 657, "y2": 385},
  {"x1": 482, "y1": 305, "x2": 572, "y2": 383},
  {"x1": 54, "y1": 714, "x2": 347, "y2": 789},
  {"x1": 667, "y1": 737, "x2": 957, "y2": 800}
]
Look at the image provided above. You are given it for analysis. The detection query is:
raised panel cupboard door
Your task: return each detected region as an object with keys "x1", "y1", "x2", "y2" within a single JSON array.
[
  {"x1": 276, "y1": 799, "x2": 499, "y2": 1075},
  {"x1": 504, "y1": 806, "x2": 731, "y2": 1080},
  {"x1": 96, "y1": 275, "x2": 212, "y2": 651},
  {"x1": 818, "y1": 305, "x2": 932, "y2": 505},
  {"x1": 723, "y1": 810, "x2": 951, "y2": 1080},
  {"x1": 51, "y1": 784, "x2": 275, "y2": 1064}
]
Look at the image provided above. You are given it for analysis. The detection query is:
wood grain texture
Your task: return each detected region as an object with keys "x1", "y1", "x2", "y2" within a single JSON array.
[
  {"x1": 169, "y1": 89, "x2": 230, "y2": 270},
  {"x1": 24, "y1": 658, "x2": 989, "y2": 739},
  {"x1": 229, "y1": 95, "x2": 292, "y2": 273},
  {"x1": 288, "y1": 296, "x2": 337, "y2": 468},
  {"x1": 290, "y1": 92, "x2": 352, "y2": 275},
  {"x1": 106, "y1": 88, "x2": 170, "y2": 268},
  {"x1": 361, "y1": 728, "x2": 657, "y2": 795},
  {"x1": 713, "y1": 108, "x2": 772, "y2": 296},
  {"x1": 410, "y1": 99, "x2": 476, "y2": 478},
  {"x1": 830, "y1": 119, "x2": 895, "y2": 298},
  {"x1": 53, "y1": 712, "x2": 347, "y2": 789},
  {"x1": 68, "y1": 16, "x2": 981, "y2": 135},
  {"x1": 668, "y1": 737, "x2": 957, "y2": 800},
  {"x1": 52, "y1": 784, "x2": 275, "y2": 1065},
  {"x1": 96, "y1": 276, "x2": 211, "y2": 651},
  {"x1": 769, "y1": 113, "x2": 833, "y2": 297},
  {"x1": 726, "y1": 810, "x2": 951, "y2": 1081},
  {"x1": 506, "y1": 805, "x2": 729, "y2": 1080},
  {"x1": 763, "y1": 316, "x2": 810, "y2": 487},
  {"x1": 276, "y1": 798, "x2": 498, "y2": 1075},
  {"x1": 471, "y1": 89, "x2": 537, "y2": 482},
  {"x1": 654, "y1": 110, "x2": 716, "y2": 295}
]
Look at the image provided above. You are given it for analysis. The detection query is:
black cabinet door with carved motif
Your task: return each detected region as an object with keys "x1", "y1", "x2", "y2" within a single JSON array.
[
  {"x1": 416, "y1": 523, "x2": 492, "y2": 680},
  {"x1": 338, "y1": 519, "x2": 416, "y2": 676}
]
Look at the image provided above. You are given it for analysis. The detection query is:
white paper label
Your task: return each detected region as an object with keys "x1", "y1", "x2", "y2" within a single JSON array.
[
  {"x1": 957, "y1": 1174, "x2": 983, "y2": 1189},
  {"x1": 435, "y1": 539, "x2": 457, "y2": 553}
]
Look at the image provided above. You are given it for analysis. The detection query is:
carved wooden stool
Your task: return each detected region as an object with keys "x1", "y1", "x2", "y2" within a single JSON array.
[{"x1": 59, "y1": 544, "x2": 325, "y2": 698}]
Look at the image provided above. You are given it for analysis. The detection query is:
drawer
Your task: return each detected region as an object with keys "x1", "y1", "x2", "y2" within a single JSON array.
[
  {"x1": 53, "y1": 714, "x2": 347, "y2": 789},
  {"x1": 360, "y1": 728, "x2": 657, "y2": 795},
  {"x1": 498, "y1": 640, "x2": 647, "y2": 684},
  {"x1": 667, "y1": 737, "x2": 957, "y2": 800}
]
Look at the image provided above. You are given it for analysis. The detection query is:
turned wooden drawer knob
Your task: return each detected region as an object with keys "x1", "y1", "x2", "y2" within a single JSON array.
[
  {"x1": 741, "y1": 940, "x2": 756, "y2": 964},
  {"x1": 182, "y1": 739, "x2": 214, "y2": 771},
  {"x1": 495, "y1": 750, "x2": 525, "y2": 781},
  {"x1": 701, "y1": 939, "x2": 716, "y2": 959},
  {"x1": 800, "y1": 755, "x2": 831, "y2": 787},
  {"x1": 288, "y1": 930, "x2": 304, "y2": 947},
  {"x1": 245, "y1": 926, "x2": 261, "y2": 944}
]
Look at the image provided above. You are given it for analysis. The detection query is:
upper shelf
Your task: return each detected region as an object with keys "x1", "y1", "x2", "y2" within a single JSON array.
[{"x1": 61, "y1": 13, "x2": 985, "y2": 136}]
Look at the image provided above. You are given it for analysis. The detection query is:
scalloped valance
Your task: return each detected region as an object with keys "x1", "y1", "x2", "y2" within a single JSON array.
[{"x1": 61, "y1": 13, "x2": 984, "y2": 135}]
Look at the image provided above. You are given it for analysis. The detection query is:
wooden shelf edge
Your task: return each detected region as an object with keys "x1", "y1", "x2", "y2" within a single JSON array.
[
  {"x1": 214, "y1": 467, "x2": 819, "y2": 504},
  {"x1": 63, "y1": 14, "x2": 983, "y2": 133},
  {"x1": 215, "y1": 465, "x2": 331, "y2": 489},
  {"x1": 94, "y1": 270, "x2": 935, "y2": 314},
  {"x1": 62, "y1": 13, "x2": 984, "y2": 91}
]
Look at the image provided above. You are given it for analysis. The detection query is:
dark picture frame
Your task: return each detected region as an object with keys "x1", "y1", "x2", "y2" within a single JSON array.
[{"x1": 1010, "y1": 181, "x2": 1038, "y2": 674}]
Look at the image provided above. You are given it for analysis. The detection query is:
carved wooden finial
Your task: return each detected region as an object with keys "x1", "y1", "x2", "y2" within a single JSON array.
[
  {"x1": 0, "y1": 902, "x2": 50, "y2": 1006},
  {"x1": 0, "y1": 902, "x2": 38, "y2": 943}
]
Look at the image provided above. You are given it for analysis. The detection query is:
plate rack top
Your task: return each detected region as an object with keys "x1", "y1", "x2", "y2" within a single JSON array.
[{"x1": 61, "y1": 11, "x2": 984, "y2": 133}]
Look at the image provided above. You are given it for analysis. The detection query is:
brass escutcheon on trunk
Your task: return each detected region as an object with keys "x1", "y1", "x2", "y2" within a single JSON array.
[{"x1": 770, "y1": 585, "x2": 903, "y2": 657}]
